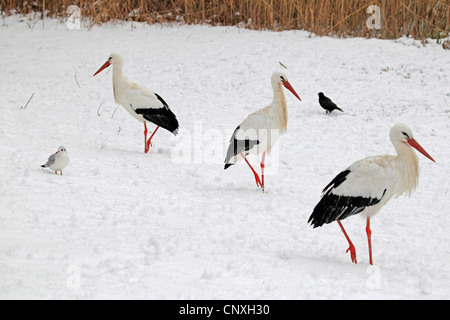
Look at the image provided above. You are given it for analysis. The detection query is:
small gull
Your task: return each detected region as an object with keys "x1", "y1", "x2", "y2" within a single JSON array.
[{"x1": 41, "y1": 146, "x2": 70, "y2": 175}]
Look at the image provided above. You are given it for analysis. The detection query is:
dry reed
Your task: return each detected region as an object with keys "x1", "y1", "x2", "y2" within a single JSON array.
[{"x1": 1, "y1": 0, "x2": 449, "y2": 41}]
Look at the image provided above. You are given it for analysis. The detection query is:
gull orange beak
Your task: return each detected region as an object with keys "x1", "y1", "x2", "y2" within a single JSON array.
[
  {"x1": 407, "y1": 138, "x2": 435, "y2": 162},
  {"x1": 283, "y1": 81, "x2": 302, "y2": 102},
  {"x1": 93, "y1": 61, "x2": 111, "y2": 77}
]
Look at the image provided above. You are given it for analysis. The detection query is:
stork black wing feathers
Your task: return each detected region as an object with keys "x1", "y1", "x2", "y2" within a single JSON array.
[
  {"x1": 224, "y1": 126, "x2": 260, "y2": 170},
  {"x1": 308, "y1": 170, "x2": 387, "y2": 228},
  {"x1": 134, "y1": 93, "x2": 179, "y2": 135},
  {"x1": 322, "y1": 169, "x2": 350, "y2": 193}
]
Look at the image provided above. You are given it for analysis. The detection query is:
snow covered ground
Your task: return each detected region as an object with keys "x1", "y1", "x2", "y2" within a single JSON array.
[{"x1": 0, "y1": 16, "x2": 449, "y2": 300}]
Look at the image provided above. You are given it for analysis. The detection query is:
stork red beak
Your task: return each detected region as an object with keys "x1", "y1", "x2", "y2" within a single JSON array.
[
  {"x1": 283, "y1": 81, "x2": 302, "y2": 101},
  {"x1": 93, "y1": 61, "x2": 111, "y2": 77},
  {"x1": 56, "y1": 151, "x2": 60, "y2": 154},
  {"x1": 407, "y1": 138, "x2": 435, "y2": 162}
]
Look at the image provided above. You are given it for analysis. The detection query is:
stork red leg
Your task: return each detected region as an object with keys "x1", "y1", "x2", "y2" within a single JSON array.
[
  {"x1": 260, "y1": 152, "x2": 266, "y2": 192},
  {"x1": 366, "y1": 218, "x2": 373, "y2": 265},
  {"x1": 144, "y1": 122, "x2": 149, "y2": 153},
  {"x1": 240, "y1": 153, "x2": 263, "y2": 188},
  {"x1": 337, "y1": 220, "x2": 357, "y2": 264},
  {"x1": 146, "y1": 126, "x2": 160, "y2": 151}
]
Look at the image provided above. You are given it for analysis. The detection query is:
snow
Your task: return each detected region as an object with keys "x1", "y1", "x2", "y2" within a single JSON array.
[{"x1": 0, "y1": 16, "x2": 449, "y2": 300}]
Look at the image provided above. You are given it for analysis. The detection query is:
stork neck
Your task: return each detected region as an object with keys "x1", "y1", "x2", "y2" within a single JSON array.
[
  {"x1": 394, "y1": 141, "x2": 420, "y2": 194},
  {"x1": 112, "y1": 62, "x2": 124, "y2": 80},
  {"x1": 271, "y1": 82, "x2": 288, "y2": 132},
  {"x1": 272, "y1": 83, "x2": 286, "y2": 106},
  {"x1": 394, "y1": 141, "x2": 417, "y2": 160},
  {"x1": 397, "y1": 143, "x2": 419, "y2": 166},
  {"x1": 111, "y1": 63, "x2": 124, "y2": 104}
]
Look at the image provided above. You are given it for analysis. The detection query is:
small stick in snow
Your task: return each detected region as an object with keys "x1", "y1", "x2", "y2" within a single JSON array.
[
  {"x1": 27, "y1": 19, "x2": 39, "y2": 29},
  {"x1": 21, "y1": 93, "x2": 35, "y2": 109},
  {"x1": 278, "y1": 61, "x2": 288, "y2": 69},
  {"x1": 74, "y1": 70, "x2": 81, "y2": 88},
  {"x1": 97, "y1": 101, "x2": 105, "y2": 116},
  {"x1": 111, "y1": 105, "x2": 119, "y2": 119}
]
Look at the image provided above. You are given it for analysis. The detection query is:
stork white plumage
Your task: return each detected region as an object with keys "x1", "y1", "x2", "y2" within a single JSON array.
[
  {"x1": 224, "y1": 71, "x2": 302, "y2": 191},
  {"x1": 93, "y1": 54, "x2": 179, "y2": 153},
  {"x1": 308, "y1": 123, "x2": 435, "y2": 265}
]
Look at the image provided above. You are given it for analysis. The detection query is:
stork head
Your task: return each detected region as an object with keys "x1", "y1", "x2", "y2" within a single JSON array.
[
  {"x1": 390, "y1": 123, "x2": 435, "y2": 162},
  {"x1": 271, "y1": 71, "x2": 302, "y2": 102},
  {"x1": 93, "y1": 53, "x2": 123, "y2": 76}
]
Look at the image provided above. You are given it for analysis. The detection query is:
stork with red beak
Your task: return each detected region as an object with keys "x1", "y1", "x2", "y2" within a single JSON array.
[
  {"x1": 224, "y1": 71, "x2": 302, "y2": 191},
  {"x1": 93, "y1": 54, "x2": 179, "y2": 153},
  {"x1": 308, "y1": 123, "x2": 435, "y2": 265}
]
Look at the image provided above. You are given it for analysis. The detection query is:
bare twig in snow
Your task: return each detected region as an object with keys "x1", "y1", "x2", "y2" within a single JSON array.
[
  {"x1": 21, "y1": 93, "x2": 35, "y2": 109},
  {"x1": 278, "y1": 61, "x2": 288, "y2": 69},
  {"x1": 27, "y1": 18, "x2": 39, "y2": 29},
  {"x1": 74, "y1": 70, "x2": 81, "y2": 88},
  {"x1": 97, "y1": 101, "x2": 105, "y2": 116},
  {"x1": 111, "y1": 105, "x2": 119, "y2": 119}
]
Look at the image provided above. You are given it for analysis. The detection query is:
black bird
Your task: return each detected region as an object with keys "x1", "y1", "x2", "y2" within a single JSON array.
[{"x1": 318, "y1": 92, "x2": 343, "y2": 113}]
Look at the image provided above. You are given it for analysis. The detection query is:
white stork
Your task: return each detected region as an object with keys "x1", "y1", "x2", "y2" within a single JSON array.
[
  {"x1": 308, "y1": 123, "x2": 435, "y2": 265},
  {"x1": 93, "y1": 54, "x2": 179, "y2": 153},
  {"x1": 224, "y1": 71, "x2": 302, "y2": 191}
]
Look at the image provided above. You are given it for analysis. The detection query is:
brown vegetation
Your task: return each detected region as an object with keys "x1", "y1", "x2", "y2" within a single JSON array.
[{"x1": 1, "y1": 0, "x2": 449, "y2": 41}]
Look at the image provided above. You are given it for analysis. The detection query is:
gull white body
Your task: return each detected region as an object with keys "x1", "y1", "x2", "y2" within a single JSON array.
[
  {"x1": 309, "y1": 123, "x2": 435, "y2": 265},
  {"x1": 41, "y1": 146, "x2": 70, "y2": 174}
]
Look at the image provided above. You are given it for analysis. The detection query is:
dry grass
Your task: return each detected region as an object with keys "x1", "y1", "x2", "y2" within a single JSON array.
[{"x1": 1, "y1": 0, "x2": 449, "y2": 41}]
